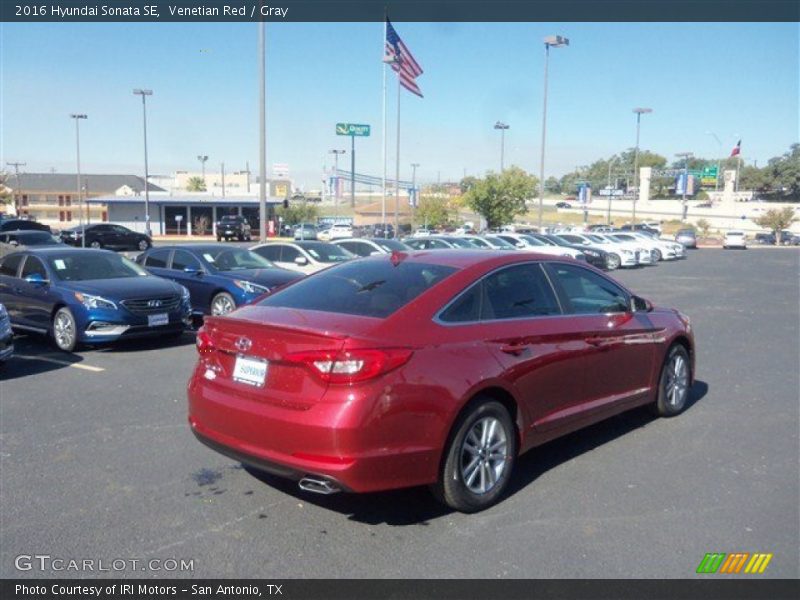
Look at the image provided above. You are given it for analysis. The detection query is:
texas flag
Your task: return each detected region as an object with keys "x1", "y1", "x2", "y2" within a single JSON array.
[{"x1": 730, "y1": 140, "x2": 741, "y2": 157}]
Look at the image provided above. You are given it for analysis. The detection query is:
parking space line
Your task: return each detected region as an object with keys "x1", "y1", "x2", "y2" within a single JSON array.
[{"x1": 15, "y1": 355, "x2": 105, "y2": 373}]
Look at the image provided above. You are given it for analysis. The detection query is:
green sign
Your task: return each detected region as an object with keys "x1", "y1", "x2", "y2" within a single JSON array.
[
  {"x1": 702, "y1": 166, "x2": 718, "y2": 177},
  {"x1": 336, "y1": 123, "x2": 371, "y2": 137}
]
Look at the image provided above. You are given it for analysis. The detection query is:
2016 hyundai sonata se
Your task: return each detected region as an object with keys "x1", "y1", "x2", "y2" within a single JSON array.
[{"x1": 188, "y1": 250, "x2": 694, "y2": 512}]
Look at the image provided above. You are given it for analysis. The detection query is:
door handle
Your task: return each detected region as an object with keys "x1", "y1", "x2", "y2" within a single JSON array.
[
  {"x1": 500, "y1": 343, "x2": 528, "y2": 356},
  {"x1": 584, "y1": 336, "x2": 605, "y2": 347}
]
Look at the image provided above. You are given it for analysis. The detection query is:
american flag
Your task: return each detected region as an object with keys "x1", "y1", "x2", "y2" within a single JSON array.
[
  {"x1": 385, "y1": 19, "x2": 423, "y2": 98},
  {"x1": 730, "y1": 139, "x2": 741, "y2": 157}
]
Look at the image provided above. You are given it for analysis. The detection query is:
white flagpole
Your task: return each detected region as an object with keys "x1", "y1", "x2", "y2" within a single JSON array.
[
  {"x1": 394, "y1": 71, "x2": 401, "y2": 235},
  {"x1": 381, "y1": 19, "x2": 388, "y2": 234}
]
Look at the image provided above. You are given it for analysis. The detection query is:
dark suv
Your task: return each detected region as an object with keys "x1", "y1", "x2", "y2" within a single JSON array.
[
  {"x1": 60, "y1": 223, "x2": 151, "y2": 251},
  {"x1": 216, "y1": 215, "x2": 252, "y2": 242}
]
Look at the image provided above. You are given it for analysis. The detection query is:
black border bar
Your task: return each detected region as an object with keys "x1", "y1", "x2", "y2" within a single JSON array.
[
  {"x1": 3, "y1": 579, "x2": 800, "y2": 600},
  {"x1": 2, "y1": 1, "x2": 799, "y2": 22}
]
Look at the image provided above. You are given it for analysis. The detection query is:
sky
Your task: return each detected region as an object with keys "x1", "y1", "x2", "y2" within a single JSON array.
[{"x1": 1, "y1": 21, "x2": 798, "y2": 189}]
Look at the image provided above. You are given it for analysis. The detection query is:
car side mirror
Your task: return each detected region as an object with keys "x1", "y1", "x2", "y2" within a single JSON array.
[
  {"x1": 183, "y1": 267, "x2": 203, "y2": 276},
  {"x1": 630, "y1": 295, "x2": 653, "y2": 312},
  {"x1": 295, "y1": 256, "x2": 308, "y2": 266},
  {"x1": 24, "y1": 273, "x2": 49, "y2": 286},
  {"x1": 9, "y1": 240, "x2": 19, "y2": 247}
]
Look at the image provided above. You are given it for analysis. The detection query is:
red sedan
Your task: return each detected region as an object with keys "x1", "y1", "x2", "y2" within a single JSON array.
[{"x1": 188, "y1": 250, "x2": 694, "y2": 512}]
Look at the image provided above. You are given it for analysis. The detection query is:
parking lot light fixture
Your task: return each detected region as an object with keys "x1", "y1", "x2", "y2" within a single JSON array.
[
  {"x1": 676, "y1": 151, "x2": 693, "y2": 221},
  {"x1": 70, "y1": 114, "x2": 88, "y2": 247},
  {"x1": 494, "y1": 121, "x2": 509, "y2": 172},
  {"x1": 538, "y1": 35, "x2": 569, "y2": 230},
  {"x1": 631, "y1": 107, "x2": 653, "y2": 227},
  {"x1": 133, "y1": 89, "x2": 153, "y2": 237},
  {"x1": 197, "y1": 155, "x2": 208, "y2": 181}
]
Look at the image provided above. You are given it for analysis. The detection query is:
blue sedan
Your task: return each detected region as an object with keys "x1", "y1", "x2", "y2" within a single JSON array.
[
  {"x1": 0, "y1": 248, "x2": 192, "y2": 352},
  {"x1": 135, "y1": 244, "x2": 303, "y2": 316}
]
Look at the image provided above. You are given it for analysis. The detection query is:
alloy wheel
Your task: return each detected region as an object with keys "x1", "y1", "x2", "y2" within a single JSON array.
[
  {"x1": 665, "y1": 353, "x2": 689, "y2": 409},
  {"x1": 210, "y1": 293, "x2": 235, "y2": 316},
  {"x1": 53, "y1": 310, "x2": 76, "y2": 351},
  {"x1": 460, "y1": 416, "x2": 509, "y2": 495}
]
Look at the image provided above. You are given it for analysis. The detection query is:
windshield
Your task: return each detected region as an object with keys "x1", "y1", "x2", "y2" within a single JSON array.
[
  {"x1": 444, "y1": 237, "x2": 476, "y2": 248},
  {"x1": 201, "y1": 248, "x2": 275, "y2": 271},
  {"x1": 518, "y1": 234, "x2": 546, "y2": 247},
  {"x1": 259, "y1": 260, "x2": 456, "y2": 318},
  {"x1": 48, "y1": 253, "x2": 148, "y2": 281},
  {"x1": 612, "y1": 234, "x2": 636, "y2": 242},
  {"x1": 585, "y1": 234, "x2": 606, "y2": 243},
  {"x1": 297, "y1": 242, "x2": 355, "y2": 263}
]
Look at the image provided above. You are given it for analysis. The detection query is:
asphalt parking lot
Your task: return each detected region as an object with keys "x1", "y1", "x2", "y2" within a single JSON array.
[{"x1": 1, "y1": 249, "x2": 798, "y2": 579}]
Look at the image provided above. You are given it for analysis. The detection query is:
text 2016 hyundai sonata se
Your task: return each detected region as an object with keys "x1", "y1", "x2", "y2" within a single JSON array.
[{"x1": 188, "y1": 250, "x2": 694, "y2": 512}]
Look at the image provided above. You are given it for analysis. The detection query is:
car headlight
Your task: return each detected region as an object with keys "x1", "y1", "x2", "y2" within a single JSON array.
[
  {"x1": 74, "y1": 292, "x2": 117, "y2": 310},
  {"x1": 234, "y1": 280, "x2": 269, "y2": 295}
]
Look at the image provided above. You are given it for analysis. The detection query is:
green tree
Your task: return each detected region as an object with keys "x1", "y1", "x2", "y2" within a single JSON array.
[
  {"x1": 0, "y1": 172, "x2": 12, "y2": 205},
  {"x1": 768, "y1": 144, "x2": 800, "y2": 199},
  {"x1": 544, "y1": 176, "x2": 561, "y2": 194},
  {"x1": 459, "y1": 176, "x2": 479, "y2": 194},
  {"x1": 695, "y1": 218, "x2": 711, "y2": 240},
  {"x1": 416, "y1": 195, "x2": 453, "y2": 229},
  {"x1": 463, "y1": 167, "x2": 537, "y2": 229},
  {"x1": 186, "y1": 176, "x2": 207, "y2": 192},
  {"x1": 754, "y1": 207, "x2": 798, "y2": 244},
  {"x1": 276, "y1": 202, "x2": 319, "y2": 226}
]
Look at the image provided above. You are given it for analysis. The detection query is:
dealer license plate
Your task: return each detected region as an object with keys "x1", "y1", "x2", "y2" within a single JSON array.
[
  {"x1": 148, "y1": 313, "x2": 169, "y2": 327},
  {"x1": 233, "y1": 356, "x2": 268, "y2": 387}
]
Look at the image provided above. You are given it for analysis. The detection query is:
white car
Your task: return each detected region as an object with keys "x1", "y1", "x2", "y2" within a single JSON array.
[
  {"x1": 577, "y1": 233, "x2": 640, "y2": 268},
  {"x1": 723, "y1": 231, "x2": 747, "y2": 249},
  {"x1": 460, "y1": 235, "x2": 518, "y2": 250},
  {"x1": 627, "y1": 232, "x2": 686, "y2": 260},
  {"x1": 412, "y1": 228, "x2": 433, "y2": 238},
  {"x1": 493, "y1": 233, "x2": 585, "y2": 260},
  {"x1": 250, "y1": 240, "x2": 355, "y2": 274},
  {"x1": 596, "y1": 234, "x2": 655, "y2": 266},
  {"x1": 608, "y1": 232, "x2": 681, "y2": 262},
  {"x1": 332, "y1": 238, "x2": 410, "y2": 256},
  {"x1": 317, "y1": 224, "x2": 353, "y2": 241}
]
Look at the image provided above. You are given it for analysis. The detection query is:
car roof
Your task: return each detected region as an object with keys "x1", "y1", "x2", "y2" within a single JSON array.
[
  {"x1": 366, "y1": 248, "x2": 553, "y2": 269},
  {"x1": 9, "y1": 247, "x2": 115, "y2": 257}
]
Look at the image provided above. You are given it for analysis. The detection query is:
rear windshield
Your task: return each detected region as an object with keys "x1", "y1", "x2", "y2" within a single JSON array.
[
  {"x1": 296, "y1": 242, "x2": 354, "y2": 263},
  {"x1": 258, "y1": 259, "x2": 457, "y2": 318}
]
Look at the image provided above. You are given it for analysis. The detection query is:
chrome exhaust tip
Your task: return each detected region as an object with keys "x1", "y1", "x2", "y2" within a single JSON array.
[{"x1": 298, "y1": 476, "x2": 341, "y2": 495}]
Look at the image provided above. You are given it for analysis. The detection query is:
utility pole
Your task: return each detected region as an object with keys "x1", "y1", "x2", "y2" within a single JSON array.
[
  {"x1": 494, "y1": 121, "x2": 509, "y2": 172},
  {"x1": 220, "y1": 162, "x2": 225, "y2": 198},
  {"x1": 133, "y1": 89, "x2": 153, "y2": 237},
  {"x1": 70, "y1": 114, "x2": 87, "y2": 246},
  {"x1": 258, "y1": 22, "x2": 267, "y2": 241},
  {"x1": 631, "y1": 107, "x2": 652, "y2": 227},
  {"x1": 411, "y1": 162, "x2": 419, "y2": 224},
  {"x1": 6, "y1": 162, "x2": 26, "y2": 214}
]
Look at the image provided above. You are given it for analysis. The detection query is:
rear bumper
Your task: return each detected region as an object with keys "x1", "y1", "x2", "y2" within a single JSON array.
[{"x1": 187, "y1": 371, "x2": 442, "y2": 493}]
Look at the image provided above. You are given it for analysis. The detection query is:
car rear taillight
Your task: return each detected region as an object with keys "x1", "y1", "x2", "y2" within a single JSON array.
[
  {"x1": 196, "y1": 328, "x2": 215, "y2": 354},
  {"x1": 285, "y1": 348, "x2": 413, "y2": 384}
]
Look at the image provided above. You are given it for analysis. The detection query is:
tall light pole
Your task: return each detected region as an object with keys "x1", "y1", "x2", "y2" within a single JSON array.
[
  {"x1": 706, "y1": 131, "x2": 722, "y2": 191},
  {"x1": 70, "y1": 114, "x2": 87, "y2": 247},
  {"x1": 133, "y1": 89, "x2": 153, "y2": 237},
  {"x1": 538, "y1": 35, "x2": 569, "y2": 231},
  {"x1": 410, "y1": 162, "x2": 420, "y2": 222},
  {"x1": 606, "y1": 156, "x2": 617, "y2": 225},
  {"x1": 329, "y1": 149, "x2": 345, "y2": 214},
  {"x1": 494, "y1": 121, "x2": 509, "y2": 172},
  {"x1": 197, "y1": 155, "x2": 208, "y2": 181},
  {"x1": 676, "y1": 151, "x2": 693, "y2": 221},
  {"x1": 631, "y1": 107, "x2": 652, "y2": 227},
  {"x1": 258, "y1": 22, "x2": 267, "y2": 241}
]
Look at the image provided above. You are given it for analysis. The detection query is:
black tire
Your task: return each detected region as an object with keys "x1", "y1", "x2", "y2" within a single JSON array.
[
  {"x1": 89, "y1": 240, "x2": 102, "y2": 249},
  {"x1": 654, "y1": 344, "x2": 691, "y2": 417},
  {"x1": 431, "y1": 398, "x2": 517, "y2": 513},
  {"x1": 237, "y1": 232, "x2": 244, "y2": 241},
  {"x1": 216, "y1": 236, "x2": 222, "y2": 242},
  {"x1": 606, "y1": 253, "x2": 621, "y2": 270},
  {"x1": 51, "y1": 307, "x2": 78, "y2": 352},
  {"x1": 137, "y1": 239, "x2": 150, "y2": 251}
]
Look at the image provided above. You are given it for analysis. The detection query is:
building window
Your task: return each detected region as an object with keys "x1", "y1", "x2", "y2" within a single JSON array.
[
  {"x1": 21, "y1": 195, "x2": 28, "y2": 206},
  {"x1": 102, "y1": 211, "x2": 108, "y2": 222},
  {"x1": 60, "y1": 211, "x2": 66, "y2": 222},
  {"x1": 66, "y1": 211, "x2": 72, "y2": 221},
  {"x1": 65, "y1": 195, "x2": 71, "y2": 206}
]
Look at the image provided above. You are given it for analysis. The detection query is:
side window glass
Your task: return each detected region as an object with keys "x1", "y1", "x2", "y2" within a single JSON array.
[
  {"x1": 549, "y1": 263, "x2": 629, "y2": 314},
  {"x1": 171, "y1": 250, "x2": 201, "y2": 271},
  {"x1": 21, "y1": 256, "x2": 47, "y2": 279},
  {"x1": 482, "y1": 264, "x2": 560, "y2": 320},
  {"x1": 439, "y1": 282, "x2": 483, "y2": 323},
  {"x1": 144, "y1": 249, "x2": 171, "y2": 268},
  {"x1": 0, "y1": 254, "x2": 25, "y2": 277},
  {"x1": 281, "y1": 246, "x2": 301, "y2": 262}
]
